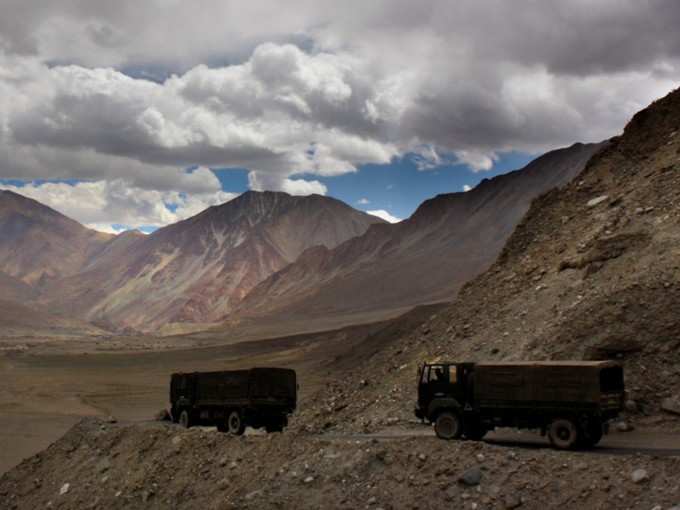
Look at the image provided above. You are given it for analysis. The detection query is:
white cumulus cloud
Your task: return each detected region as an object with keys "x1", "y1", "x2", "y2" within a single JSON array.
[
  {"x1": 367, "y1": 209, "x2": 402, "y2": 223},
  {"x1": 0, "y1": 180, "x2": 237, "y2": 231}
]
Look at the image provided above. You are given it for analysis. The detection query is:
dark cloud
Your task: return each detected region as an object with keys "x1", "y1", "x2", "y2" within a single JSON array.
[{"x1": 0, "y1": 0, "x2": 679, "y2": 205}]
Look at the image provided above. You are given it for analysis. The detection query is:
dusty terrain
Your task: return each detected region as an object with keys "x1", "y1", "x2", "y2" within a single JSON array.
[
  {"x1": 2, "y1": 419, "x2": 680, "y2": 510},
  {"x1": 0, "y1": 304, "x2": 444, "y2": 476}
]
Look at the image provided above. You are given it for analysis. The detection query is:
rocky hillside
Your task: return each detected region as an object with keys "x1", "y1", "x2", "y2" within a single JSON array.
[
  {"x1": 235, "y1": 143, "x2": 602, "y2": 325},
  {"x1": 1, "y1": 418, "x2": 679, "y2": 510},
  {"x1": 300, "y1": 87, "x2": 680, "y2": 433},
  {"x1": 40, "y1": 191, "x2": 384, "y2": 332},
  {"x1": 0, "y1": 190, "x2": 113, "y2": 286}
]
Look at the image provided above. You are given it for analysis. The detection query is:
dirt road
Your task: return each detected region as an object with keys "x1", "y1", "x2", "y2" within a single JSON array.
[{"x1": 325, "y1": 427, "x2": 680, "y2": 456}]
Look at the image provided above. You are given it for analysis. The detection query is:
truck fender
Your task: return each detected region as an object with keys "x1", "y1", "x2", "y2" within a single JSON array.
[
  {"x1": 427, "y1": 398, "x2": 462, "y2": 420},
  {"x1": 176, "y1": 397, "x2": 192, "y2": 408}
]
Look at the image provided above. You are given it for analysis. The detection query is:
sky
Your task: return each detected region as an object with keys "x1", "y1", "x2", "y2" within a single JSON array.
[{"x1": 0, "y1": 1, "x2": 679, "y2": 233}]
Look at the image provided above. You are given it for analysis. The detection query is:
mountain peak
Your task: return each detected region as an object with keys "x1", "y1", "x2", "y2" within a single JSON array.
[{"x1": 0, "y1": 188, "x2": 72, "y2": 223}]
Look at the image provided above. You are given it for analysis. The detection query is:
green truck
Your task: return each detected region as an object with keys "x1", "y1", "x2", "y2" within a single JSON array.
[
  {"x1": 415, "y1": 361, "x2": 624, "y2": 449},
  {"x1": 170, "y1": 367, "x2": 297, "y2": 435}
]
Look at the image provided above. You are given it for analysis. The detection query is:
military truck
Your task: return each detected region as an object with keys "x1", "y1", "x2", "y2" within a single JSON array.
[
  {"x1": 415, "y1": 361, "x2": 624, "y2": 449},
  {"x1": 170, "y1": 368, "x2": 297, "y2": 434}
]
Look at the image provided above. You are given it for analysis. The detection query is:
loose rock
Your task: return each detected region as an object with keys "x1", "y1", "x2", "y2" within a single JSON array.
[
  {"x1": 631, "y1": 468, "x2": 649, "y2": 483},
  {"x1": 458, "y1": 467, "x2": 482, "y2": 486}
]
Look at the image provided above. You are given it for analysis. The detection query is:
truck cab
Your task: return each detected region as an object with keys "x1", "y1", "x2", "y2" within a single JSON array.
[{"x1": 415, "y1": 362, "x2": 475, "y2": 420}]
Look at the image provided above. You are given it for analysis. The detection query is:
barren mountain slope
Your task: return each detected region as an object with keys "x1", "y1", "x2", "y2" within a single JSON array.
[
  {"x1": 236, "y1": 142, "x2": 603, "y2": 323},
  {"x1": 299, "y1": 87, "x2": 680, "y2": 433},
  {"x1": 44, "y1": 191, "x2": 384, "y2": 331},
  {"x1": 0, "y1": 271, "x2": 34, "y2": 303},
  {"x1": 0, "y1": 190, "x2": 113, "y2": 285},
  {"x1": 2, "y1": 418, "x2": 680, "y2": 510}
]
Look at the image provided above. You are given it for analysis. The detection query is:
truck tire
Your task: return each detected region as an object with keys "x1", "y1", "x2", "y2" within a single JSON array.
[
  {"x1": 434, "y1": 411, "x2": 462, "y2": 440},
  {"x1": 227, "y1": 410, "x2": 246, "y2": 436},
  {"x1": 548, "y1": 418, "x2": 579, "y2": 449},
  {"x1": 579, "y1": 419, "x2": 603, "y2": 448},
  {"x1": 179, "y1": 409, "x2": 192, "y2": 429}
]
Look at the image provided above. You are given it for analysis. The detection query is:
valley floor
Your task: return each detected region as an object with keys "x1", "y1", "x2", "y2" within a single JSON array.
[{"x1": 0, "y1": 306, "x2": 439, "y2": 476}]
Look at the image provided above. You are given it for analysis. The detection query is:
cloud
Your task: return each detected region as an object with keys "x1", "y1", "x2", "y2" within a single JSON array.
[
  {"x1": 357, "y1": 197, "x2": 370, "y2": 205},
  {"x1": 462, "y1": 184, "x2": 472, "y2": 192},
  {"x1": 0, "y1": 45, "x2": 398, "y2": 194},
  {"x1": 0, "y1": 180, "x2": 237, "y2": 229},
  {"x1": 0, "y1": 0, "x2": 679, "y2": 208},
  {"x1": 86, "y1": 223, "x2": 131, "y2": 235},
  {"x1": 247, "y1": 172, "x2": 328, "y2": 196},
  {"x1": 367, "y1": 209, "x2": 402, "y2": 223}
]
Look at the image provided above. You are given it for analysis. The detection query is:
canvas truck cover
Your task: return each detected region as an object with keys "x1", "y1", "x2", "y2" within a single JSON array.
[
  {"x1": 473, "y1": 361, "x2": 623, "y2": 408},
  {"x1": 171, "y1": 367, "x2": 296, "y2": 405}
]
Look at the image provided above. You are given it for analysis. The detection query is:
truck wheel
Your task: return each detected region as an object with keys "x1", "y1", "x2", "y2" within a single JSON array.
[
  {"x1": 227, "y1": 410, "x2": 246, "y2": 436},
  {"x1": 434, "y1": 411, "x2": 462, "y2": 440},
  {"x1": 548, "y1": 418, "x2": 579, "y2": 449},
  {"x1": 579, "y1": 420, "x2": 603, "y2": 448},
  {"x1": 179, "y1": 409, "x2": 192, "y2": 429}
]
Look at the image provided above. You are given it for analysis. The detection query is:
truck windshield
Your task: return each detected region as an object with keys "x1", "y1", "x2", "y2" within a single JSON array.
[{"x1": 427, "y1": 365, "x2": 452, "y2": 383}]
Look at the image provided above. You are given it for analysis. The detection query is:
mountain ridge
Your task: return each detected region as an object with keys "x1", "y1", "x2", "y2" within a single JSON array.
[
  {"x1": 32, "y1": 190, "x2": 385, "y2": 331},
  {"x1": 232, "y1": 142, "x2": 604, "y2": 326}
]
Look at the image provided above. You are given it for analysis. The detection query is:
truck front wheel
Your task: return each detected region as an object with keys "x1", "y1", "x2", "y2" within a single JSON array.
[
  {"x1": 179, "y1": 409, "x2": 192, "y2": 429},
  {"x1": 227, "y1": 410, "x2": 246, "y2": 436},
  {"x1": 434, "y1": 411, "x2": 462, "y2": 440},
  {"x1": 548, "y1": 418, "x2": 579, "y2": 449}
]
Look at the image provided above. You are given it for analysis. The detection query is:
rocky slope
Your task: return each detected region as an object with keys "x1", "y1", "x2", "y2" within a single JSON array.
[
  {"x1": 299, "y1": 87, "x2": 680, "y2": 433},
  {"x1": 0, "y1": 192, "x2": 116, "y2": 335},
  {"x1": 1, "y1": 418, "x2": 678, "y2": 510},
  {"x1": 41, "y1": 191, "x2": 384, "y2": 332},
  {"x1": 235, "y1": 143, "x2": 603, "y2": 325},
  {"x1": 0, "y1": 190, "x2": 113, "y2": 286}
]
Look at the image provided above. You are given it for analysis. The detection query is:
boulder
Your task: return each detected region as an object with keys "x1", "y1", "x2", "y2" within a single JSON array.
[
  {"x1": 458, "y1": 467, "x2": 482, "y2": 486},
  {"x1": 631, "y1": 468, "x2": 649, "y2": 483},
  {"x1": 587, "y1": 195, "x2": 608, "y2": 207},
  {"x1": 661, "y1": 396, "x2": 680, "y2": 416}
]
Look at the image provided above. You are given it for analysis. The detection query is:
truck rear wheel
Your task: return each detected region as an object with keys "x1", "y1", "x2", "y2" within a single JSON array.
[
  {"x1": 434, "y1": 411, "x2": 462, "y2": 440},
  {"x1": 579, "y1": 419, "x2": 603, "y2": 448},
  {"x1": 548, "y1": 418, "x2": 579, "y2": 449},
  {"x1": 227, "y1": 410, "x2": 246, "y2": 435},
  {"x1": 179, "y1": 409, "x2": 192, "y2": 429}
]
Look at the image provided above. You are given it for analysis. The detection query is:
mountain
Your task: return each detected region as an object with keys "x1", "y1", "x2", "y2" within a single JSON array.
[
  {"x1": 0, "y1": 190, "x2": 113, "y2": 286},
  {"x1": 234, "y1": 142, "x2": 604, "y2": 327},
  {"x1": 41, "y1": 191, "x2": 385, "y2": 331},
  {"x1": 303, "y1": 87, "x2": 680, "y2": 431}
]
